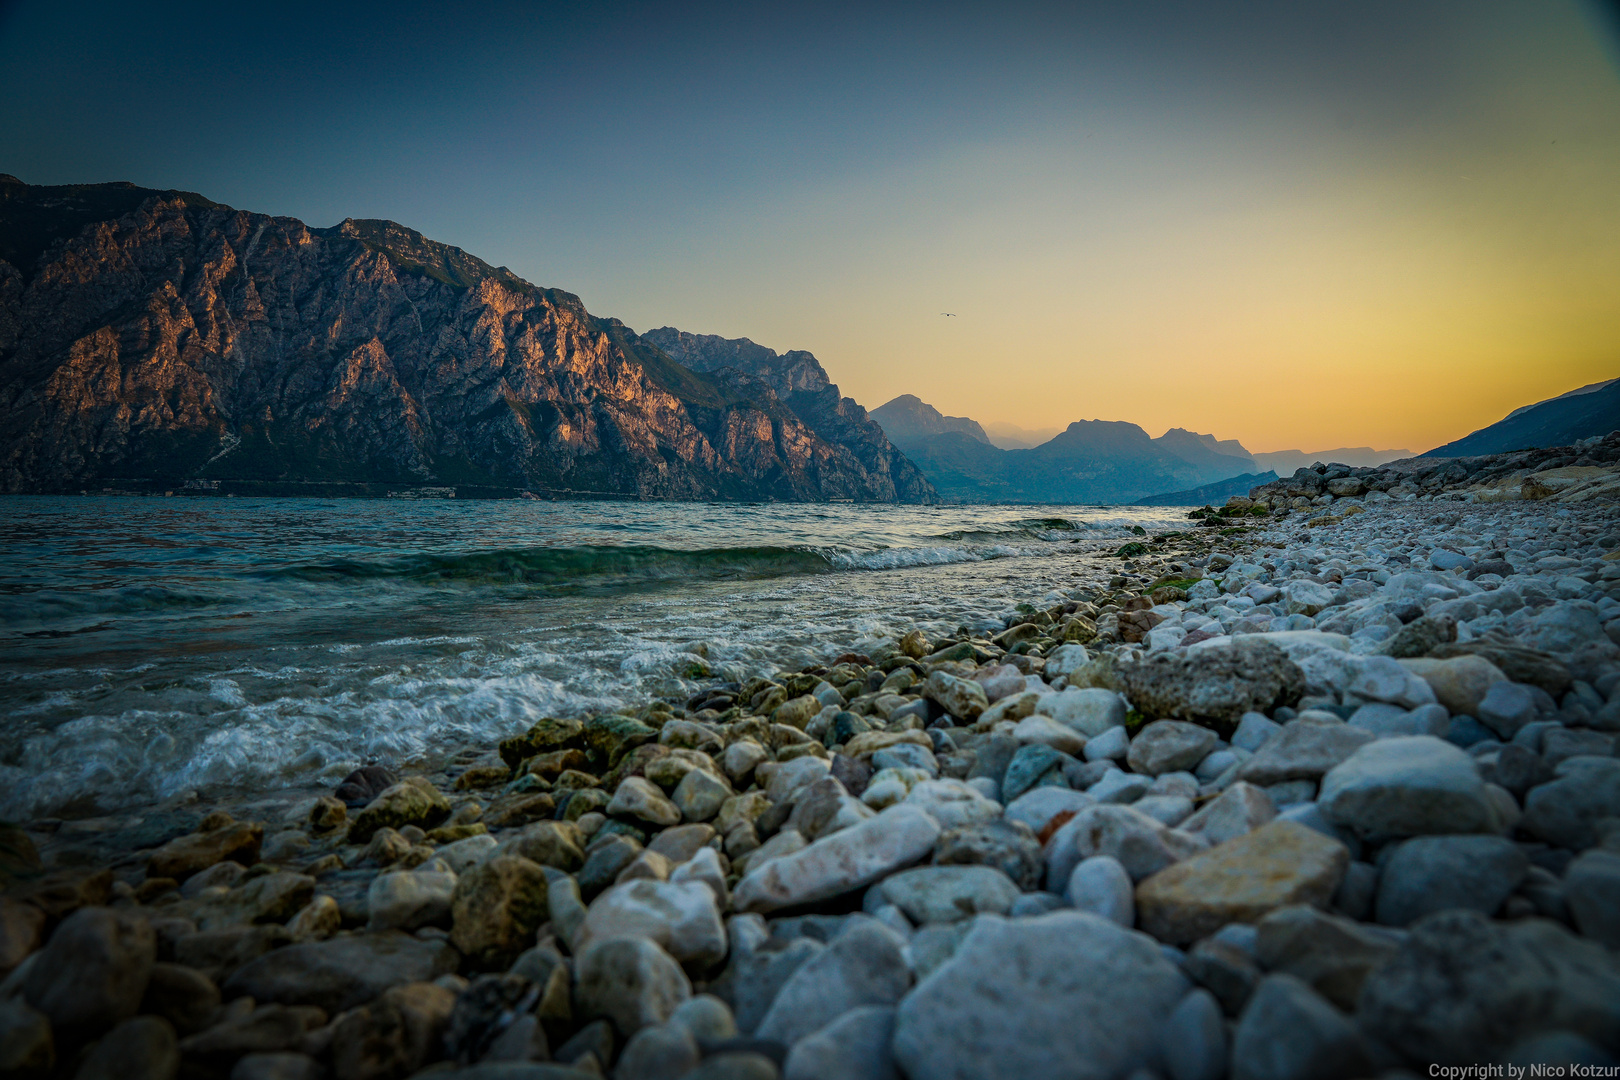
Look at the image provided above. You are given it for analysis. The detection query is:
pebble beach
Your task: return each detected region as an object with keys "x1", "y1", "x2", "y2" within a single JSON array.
[{"x1": 4, "y1": 436, "x2": 1620, "y2": 1080}]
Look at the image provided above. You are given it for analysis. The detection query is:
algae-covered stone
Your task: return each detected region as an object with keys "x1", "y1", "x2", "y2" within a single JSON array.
[
  {"x1": 1134, "y1": 820, "x2": 1350, "y2": 946},
  {"x1": 499, "y1": 716, "x2": 586, "y2": 768},
  {"x1": 450, "y1": 855, "x2": 550, "y2": 970},
  {"x1": 585, "y1": 714, "x2": 660, "y2": 767},
  {"x1": 348, "y1": 777, "x2": 451, "y2": 844},
  {"x1": 495, "y1": 820, "x2": 585, "y2": 871}
]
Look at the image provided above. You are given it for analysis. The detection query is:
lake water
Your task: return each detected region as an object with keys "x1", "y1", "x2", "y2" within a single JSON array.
[{"x1": 0, "y1": 497, "x2": 1187, "y2": 819}]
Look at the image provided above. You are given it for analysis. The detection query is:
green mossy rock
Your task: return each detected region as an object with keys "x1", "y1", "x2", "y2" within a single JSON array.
[
  {"x1": 347, "y1": 777, "x2": 450, "y2": 844},
  {"x1": 499, "y1": 717, "x2": 586, "y2": 769},
  {"x1": 584, "y1": 714, "x2": 658, "y2": 768},
  {"x1": 449, "y1": 855, "x2": 550, "y2": 970}
]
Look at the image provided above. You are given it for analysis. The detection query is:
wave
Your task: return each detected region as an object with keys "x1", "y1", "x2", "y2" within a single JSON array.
[
  {"x1": 274, "y1": 544, "x2": 837, "y2": 590},
  {"x1": 827, "y1": 544, "x2": 1023, "y2": 570}
]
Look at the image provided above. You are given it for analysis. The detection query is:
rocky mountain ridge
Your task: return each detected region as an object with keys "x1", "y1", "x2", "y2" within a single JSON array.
[
  {"x1": 0, "y1": 177, "x2": 933, "y2": 502},
  {"x1": 638, "y1": 328, "x2": 933, "y2": 503},
  {"x1": 1426, "y1": 378, "x2": 1620, "y2": 458}
]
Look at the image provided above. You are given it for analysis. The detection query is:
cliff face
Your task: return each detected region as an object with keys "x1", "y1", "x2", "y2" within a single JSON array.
[
  {"x1": 639, "y1": 327, "x2": 935, "y2": 503},
  {"x1": 0, "y1": 178, "x2": 933, "y2": 501}
]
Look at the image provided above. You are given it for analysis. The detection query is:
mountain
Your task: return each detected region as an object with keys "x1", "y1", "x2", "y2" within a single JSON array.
[
  {"x1": 1426, "y1": 378, "x2": 1620, "y2": 457},
  {"x1": 870, "y1": 395, "x2": 991, "y2": 446},
  {"x1": 0, "y1": 176, "x2": 932, "y2": 501},
  {"x1": 873, "y1": 396, "x2": 1258, "y2": 503},
  {"x1": 1251, "y1": 447, "x2": 1416, "y2": 474},
  {"x1": 637, "y1": 328, "x2": 932, "y2": 503},
  {"x1": 1131, "y1": 471, "x2": 1279, "y2": 506},
  {"x1": 982, "y1": 420, "x2": 1061, "y2": 450}
]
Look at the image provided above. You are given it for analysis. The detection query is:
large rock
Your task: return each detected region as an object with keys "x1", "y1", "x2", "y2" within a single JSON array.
[
  {"x1": 22, "y1": 906, "x2": 155, "y2": 1037},
  {"x1": 1045, "y1": 804, "x2": 1208, "y2": 886},
  {"x1": 1120, "y1": 638, "x2": 1305, "y2": 729},
  {"x1": 1127, "y1": 721, "x2": 1218, "y2": 776},
  {"x1": 575, "y1": 936, "x2": 691, "y2": 1037},
  {"x1": 733, "y1": 805, "x2": 940, "y2": 913},
  {"x1": 1231, "y1": 974, "x2": 1372, "y2": 1080},
  {"x1": 1236, "y1": 719, "x2": 1374, "y2": 786},
  {"x1": 347, "y1": 777, "x2": 451, "y2": 843},
  {"x1": 1399, "y1": 655, "x2": 1506, "y2": 716},
  {"x1": 1357, "y1": 910, "x2": 1620, "y2": 1064},
  {"x1": 366, "y1": 868, "x2": 457, "y2": 932},
  {"x1": 148, "y1": 821, "x2": 263, "y2": 882},
  {"x1": 1319, "y1": 736, "x2": 1503, "y2": 839},
  {"x1": 222, "y1": 931, "x2": 459, "y2": 1014},
  {"x1": 892, "y1": 912, "x2": 1189, "y2": 1080},
  {"x1": 451, "y1": 855, "x2": 550, "y2": 970},
  {"x1": 1254, "y1": 905, "x2": 1400, "y2": 1011},
  {"x1": 1374, "y1": 835, "x2": 1528, "y2": 926},
  {"x1": 878, "y1": 866, "x2": 1020, "y2": 924},
  {"x1": 580, "y1": 880, "x2": 727, "y2": 969},
  {"x1": 1134, "y1": 820, "x2": 1349, "y2": 946},
  {"x1": 1521, "y1": 757, "x2": 1620, "y2": 850},
  {"x1": 782, "y1": 1004, "x2": 897, "y2": 1080},
  {"x1": 755, "y1": 920, "x2": 910, "y2": 1047}
]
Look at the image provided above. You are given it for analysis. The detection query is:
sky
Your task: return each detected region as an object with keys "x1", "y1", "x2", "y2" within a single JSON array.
[{"x1": 2, "y1": 0, "x2": 1618, "y2": 454}]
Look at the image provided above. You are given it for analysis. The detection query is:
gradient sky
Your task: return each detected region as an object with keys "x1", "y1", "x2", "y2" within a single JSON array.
[{"x1": 2, "y1": 0, "x2": 1617, "y2": 453}]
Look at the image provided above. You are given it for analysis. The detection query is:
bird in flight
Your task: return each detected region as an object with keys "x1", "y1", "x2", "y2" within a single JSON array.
[{"x1": 940, "y1": 312, "x2": 956, "y2": 316}]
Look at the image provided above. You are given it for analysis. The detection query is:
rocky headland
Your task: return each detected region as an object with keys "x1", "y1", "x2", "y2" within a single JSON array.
[{"x1": 4, "y1": 436, "x2": 1620, "y2": 1080}]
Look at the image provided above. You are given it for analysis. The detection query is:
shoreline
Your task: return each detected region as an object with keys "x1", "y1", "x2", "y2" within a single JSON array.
[{"x1": 3, "y1": 491, "x2": 1619, "y2": 1079}]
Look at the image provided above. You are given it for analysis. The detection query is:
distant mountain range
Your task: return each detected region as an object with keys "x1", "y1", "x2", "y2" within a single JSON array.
[
  {"x1": 0, "y1": 176, "x2": 931, "y2": 501},
  {"x1": 870, "y1": 397, "x2": 1259, "y2": 503},
  {"x1": 1427, "y1": 378, "x2": 1620, "y2": 457}
]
